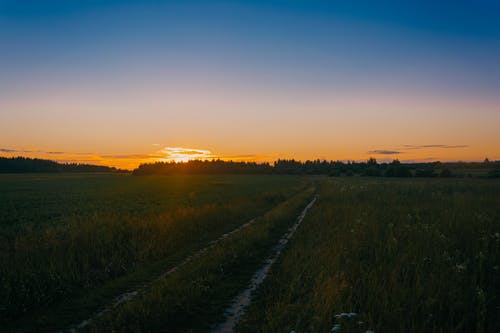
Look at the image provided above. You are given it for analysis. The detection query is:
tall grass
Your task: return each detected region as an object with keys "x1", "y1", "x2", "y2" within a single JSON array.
[
  {"x1": 0, "y1": 174, "x2": 305, "y2": 236},
  {"x1": 87, "y1": 187, "x2": 316, "y2": 332},
  {"x1": 238, "y1": 178, "x2": 500, "y2": 333},
  {"x1": 0, "y1": 174, "x2": 306, "y2": 328}
]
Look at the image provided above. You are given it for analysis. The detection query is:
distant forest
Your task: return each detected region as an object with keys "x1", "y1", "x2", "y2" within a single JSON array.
[
  {"x1": 0, "y1": 157, "x2": 125, "y2": 173},
  {"x1": 133, "y1": 158, "x2": 500, "y2": 178},
  {"x1": 2, "y1": 156, "x2": 499, "y2": 177}
]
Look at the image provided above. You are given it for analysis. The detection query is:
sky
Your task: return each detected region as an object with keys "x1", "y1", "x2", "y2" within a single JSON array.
[{"x1": 1, "y1": 0, "x2": 499, "y2": 169}]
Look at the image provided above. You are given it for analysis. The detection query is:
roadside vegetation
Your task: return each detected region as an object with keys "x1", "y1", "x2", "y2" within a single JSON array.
[{"x1": 238, "y1": 178, "x2": 500, "y2": 333}]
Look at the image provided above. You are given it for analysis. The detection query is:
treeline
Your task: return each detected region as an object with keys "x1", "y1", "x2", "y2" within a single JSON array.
[
  {"x1": 4, "y1": 156, "x2": 498, "y2": 177},
  {"x1": 133, "y1": 158, "x2": 500, "y2": 178},
  {"x1": 0, "y1": 157, "x2": 126, "y2": 173}
]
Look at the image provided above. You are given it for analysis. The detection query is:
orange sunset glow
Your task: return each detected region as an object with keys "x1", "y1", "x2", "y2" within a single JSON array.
[{"x1": 1, "y1": 1, "x2": 499, "y2": 169}]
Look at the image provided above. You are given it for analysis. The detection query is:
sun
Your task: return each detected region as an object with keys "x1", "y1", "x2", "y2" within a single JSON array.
[{"x1": 159, "y1": 147, "x2": 213, "y2": 163}]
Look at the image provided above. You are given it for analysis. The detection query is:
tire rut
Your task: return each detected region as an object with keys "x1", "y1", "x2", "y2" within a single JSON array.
[{"x1": 212, "y1": 195, "x2": 318, "y2": 333}]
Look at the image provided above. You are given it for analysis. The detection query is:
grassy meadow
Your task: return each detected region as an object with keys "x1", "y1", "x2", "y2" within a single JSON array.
[
  {"x1": 87, "y1": 187, "x2": 316, "y2": 332},
  {"x1": 238, "y1": 178, "x2": 500, "y2": 333},
  {"x1": 1, "y1": 174, "x2": 498, "y2": 332},
  {"x1": 0, "y1": 174, "x2": 308, "y2": 331}
]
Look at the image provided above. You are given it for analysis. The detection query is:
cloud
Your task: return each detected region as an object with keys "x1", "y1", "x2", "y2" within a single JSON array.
[
  {"x1": 403, "y1": 144, "x2": 468, "y2": 150},
  {"x1": 0, "y1": 148, "x2": 18, "y2": 153},
  {"x1": 159, "y1": 147, "x2": 213, "y2": 162},
  {"x1": 1, "y1": 146, "x2": 278, "y2": 167},
  {"x1": 176, "y1": 150, "x2": 209, "y2": 155},
  {"x1": 367, "y1": 150, "x2": 402, "y2": 155},
  {"x1": 0, "y1": 146, "x2": 164, "y2": 170},
  {"x1": 366, "y1": 144, "x2": 468, "y2": 157},
  {"x1": 1, "y1": 147, "x2": 60, "y2": 154},
  {"x1": 1, "y1": 148, "x2": 152, "y2": 161}
]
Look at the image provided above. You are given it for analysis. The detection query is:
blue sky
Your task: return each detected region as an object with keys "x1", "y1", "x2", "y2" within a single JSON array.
[
  {"x1": 1, "y1": 0, "x2": 499, "y2": 167},
  {"x1": 2, "y1": 0, "x2": 499, "y2": 92}
]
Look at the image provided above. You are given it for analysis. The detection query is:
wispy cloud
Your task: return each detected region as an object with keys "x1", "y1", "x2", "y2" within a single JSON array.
[
  {"x1": 0, "y1": 148, "x2": 18, "y2": 153},
  {"x1": 1, "y1": 146, "x2": 218, "y2": 166},
  {"x1": 2, "y1": 147, "x2": 95, "y2": 156},
  {"x1": 159, "y1": 147, "x2": 213, "y2": 162},
  {"x1": 367, "y1": 150, "x2": 401, "y2": 155},
  {"x1": 366, "y1": 144, "x2": 468, "y2": 159},
  {"x1": 0, "y1": 148, "x2": 43, "y2": 153},
  {"x1": 403, "y1": 144, "x2": 468, "y2": 150},
  {"x1": 0, "y1": 147, "x2": 158, "y2": 169}
]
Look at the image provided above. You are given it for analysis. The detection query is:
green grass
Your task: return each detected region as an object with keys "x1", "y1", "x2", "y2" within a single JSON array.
[
  {"x1": 87, "y1": 187, "x2": 316, "y2": 332},
  {"x1": 2, "y1": 175, "x2": 498, "y2": 332},
  {"x1": 0, "y1": 173, "x2": 305, "y2": 236},
  {"x1": 237, "y1": 178, "x2": 500, "y2": 333},
  {"x1": 0, "y1": 174, "x2": 307, "y2": 331}
]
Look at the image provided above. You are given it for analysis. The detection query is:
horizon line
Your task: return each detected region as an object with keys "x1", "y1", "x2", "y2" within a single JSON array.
[{"x1": 1, "y1": 154, "x2": 497, "y2": 172}]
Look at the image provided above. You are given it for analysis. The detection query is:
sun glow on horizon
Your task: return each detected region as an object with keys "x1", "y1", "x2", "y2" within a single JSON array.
[{"x1": 159, "y1": 147, "x2": 213, "y2": 163}]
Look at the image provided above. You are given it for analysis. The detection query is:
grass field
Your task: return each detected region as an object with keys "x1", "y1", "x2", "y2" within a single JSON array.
[
  {"x1": 1, "y1": 175, "x2": 499, "y2": 332},
  {"x1": 87, "y1": 187, "x2": 316, "y2": 332},
  {"x1": 0, "y1": 174, "x2": 308, "y2": 331},
  {"x1": 238, "y1": 178, "x2": 500, "y2": 333}
]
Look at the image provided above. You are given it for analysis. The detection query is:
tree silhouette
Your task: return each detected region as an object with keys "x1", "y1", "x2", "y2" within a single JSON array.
[{"x1": 0, "y1": 157, "x2": 125, "y2": 173}]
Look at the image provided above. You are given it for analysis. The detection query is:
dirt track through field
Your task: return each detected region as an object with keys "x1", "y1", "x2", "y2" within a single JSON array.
[
  {"x1": 212, "y1": 195, "x2": 318, "y2": 333},
  {"x1": 60, "y1": 213, "x2": 262, "y2": 332}
]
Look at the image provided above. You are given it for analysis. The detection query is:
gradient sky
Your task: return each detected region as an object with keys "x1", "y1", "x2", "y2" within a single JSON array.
[{"x1": 1, "y1": 0, "x2": 499, "y2": 169}]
